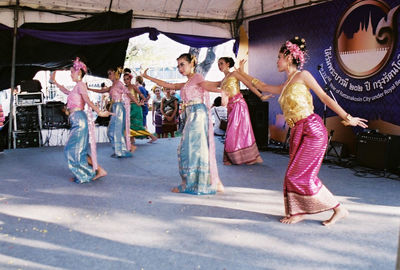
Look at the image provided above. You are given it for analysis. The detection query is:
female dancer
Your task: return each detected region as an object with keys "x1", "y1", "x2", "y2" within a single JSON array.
[
  {"x1": 238, "y1": 37, "x2": 368, "y2": 226},
  {"x1": 51, "y1": 58, "x2": 112, "y2": 183},
  {"x1": 89, "y1": 67, "x2": 133, "y2": 158},
  {"x1": 215, "y1": 57, "x2": 271, "y2": 165},
  {"x1": 152, "y1": 86, "x2": 163, "y2": 138},
  {"x1": 142, "y1": 53, "x2": 224, "y2": 194},
  {"x1": 122, "y1": 73, "x2": 157, "y2": 144}
]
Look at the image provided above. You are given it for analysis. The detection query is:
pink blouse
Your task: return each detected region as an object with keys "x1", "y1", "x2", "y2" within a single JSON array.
[
  {"x1": 181, "y1": 73, "x2": 207, "y2": 103},
  {"x1": 110, "y1": 81, "x2": 129, "y2": 102},
  {"x1": 67, "y1": 82, "x2": 86, "y2": 110}
]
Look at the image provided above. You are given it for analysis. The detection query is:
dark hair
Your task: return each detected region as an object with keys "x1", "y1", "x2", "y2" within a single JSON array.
[
  {"x1": 279, "y1": 36, "x2": 307, "y2": 68},
  {"x1": 177, "y1": 53, "x2": 197, "y2": 67},
  {"x1": 213, "y1": 96, "x2": 222, "y2": 107},
  {"x1": 124, "y1": 68, "x2": 131, "y2": 74},
  {"x1": 136, "y1": 75, "x2": 144, "y2": 85},
  {"x1": 108, "y1": 67, "x2": 123, "y2": 79},
  {"x1": 219, "y1": 57, "x2": 235, "y2": 68}
]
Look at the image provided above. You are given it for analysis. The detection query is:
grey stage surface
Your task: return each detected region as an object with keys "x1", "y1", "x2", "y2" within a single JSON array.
[{"x1": 0, "y1": 138, "x2": 399, "y2": 270}]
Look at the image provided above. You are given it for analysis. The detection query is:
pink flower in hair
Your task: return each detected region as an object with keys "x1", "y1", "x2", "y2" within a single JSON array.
[
  {"x1": 285, "y1": 41, "x2": 305, "y2": 69},
  {"x1": 73, "y1": 57, "x2": 87, "y2": 73}
]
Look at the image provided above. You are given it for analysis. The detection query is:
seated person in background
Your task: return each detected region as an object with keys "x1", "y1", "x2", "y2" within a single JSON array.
[{"x1": 211, "y1": 96, "x2": 227, "y2": 136}]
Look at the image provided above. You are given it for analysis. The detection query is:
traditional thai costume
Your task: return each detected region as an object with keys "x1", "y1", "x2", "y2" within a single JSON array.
[
  {"x1": 129, "y1": 88, "x2": 154, "y2": 138},
  {"x1": 64, "y1": 82, "x2": 98, "y2": 183},
  {"x1": 177, "y1": 73, "x2": 220, "y2": 194},
  {"x1": 279, "y1": 81, "x2": 339, "y2": 217},
  {"x1": 222, "y1": 76, "x2": 261, "y2": 164},
  {"x1": 108, "y1": 81, "x2": 132, "y2": 158}
]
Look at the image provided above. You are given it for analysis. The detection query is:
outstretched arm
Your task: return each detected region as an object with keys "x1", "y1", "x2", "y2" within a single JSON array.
[
  {"x1": 50, "y1": 71, "x2": 70, "y2": 95},
  {"x1": 199, "y1": 80, "x2": 222, "y2": 93},
  {"x1": 302, "y1": 70, "x2": 368, "y2": 128},
  {"x1": 142, "y1": 68, "x2": 184, "y2": 90},
  {"x1": 88, "y1": 85, "x2": 110, "y2": 93},
  {"x1": 231, "y1": 71, "x2": 273, "y2": 101},
  {"x1": 236, "y1": 59, "x2": 283, "y2": 95}
]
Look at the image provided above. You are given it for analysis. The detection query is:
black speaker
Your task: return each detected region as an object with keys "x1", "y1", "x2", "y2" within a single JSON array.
[
  {"x1": 42, "y1": 102, "x2": 69, "y2": 129},
  {"x1": 356, "y1": 131, "x2": 400, "y2": 170},
  {"x1": 15, "y1": 131, "x2": 40, "y2": 148},
  {"x1": 16, "y1": 106, "x2": 40, "y2": 131},
  {"x1": 20, "y1": 80, "x2": 42, "y2": 93},
  {"x1": 241, "y1": 90, "x2": 269, "y2": 149}
]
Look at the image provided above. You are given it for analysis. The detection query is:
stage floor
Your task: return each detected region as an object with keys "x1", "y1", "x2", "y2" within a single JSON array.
[{"x1": 0, "y1": 138, "x2": 399, "y2": 270}]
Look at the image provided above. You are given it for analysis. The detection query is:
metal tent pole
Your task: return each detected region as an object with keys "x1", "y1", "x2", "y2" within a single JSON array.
[{"x1": 8, "y1": 2, "x2": 19, "y2": 149}]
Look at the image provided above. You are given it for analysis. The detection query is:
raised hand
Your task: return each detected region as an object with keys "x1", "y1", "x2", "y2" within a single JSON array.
[
  {"x1": 141, "y1": 68, "x2": 149, "y2": 79},
  {"x1": 260, "y1": 94, "x2": 274, "y2": 101}
]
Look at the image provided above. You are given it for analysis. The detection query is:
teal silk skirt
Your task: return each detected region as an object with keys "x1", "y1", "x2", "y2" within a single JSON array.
[
  {"x1": 108, "y1": 102, "x2": 132, "y2": 158},
  {"x1": 64, "y1": 111, "x2": 96, "y2": 183}
]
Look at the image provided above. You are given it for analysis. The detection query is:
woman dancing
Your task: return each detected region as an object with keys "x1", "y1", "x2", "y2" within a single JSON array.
[
  {"x1": 51, "y1": 58, "x2": 112, "y2": 183},
  {"x1": 215, "y1": 57, "x2": 271, "y2": 165},
  {"x1": 142, "y1": 53, "x2": 224, "y2": 194},
  {"x1": 89, "y1": 67, "x2": 133, "y2": 158},
  {"x1": 122, "y1": 72, "x2": 157, "y2": 144},
  {"x1": 238, "y1": 37, "x2": 368, "y2": 226}
]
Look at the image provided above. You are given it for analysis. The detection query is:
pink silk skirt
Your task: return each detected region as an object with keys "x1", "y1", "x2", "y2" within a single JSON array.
[
  {"x1": 224, "y1": 93, "x2": 260, "y2": 164},
  {"x1": 284, "y1": 114, "x2": 339, "y2": 216}
]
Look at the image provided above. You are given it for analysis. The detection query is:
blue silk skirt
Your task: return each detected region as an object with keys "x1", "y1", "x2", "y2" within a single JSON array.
[
  {"x1": 64, "y1": 111, "x2": 96, "y2": 183},
  {"x1": 108, "y1": 102, "x2": 132, "y2": 158},
  {"x1": 177, "y1": 103, "x2": 217, "y2": 195}
]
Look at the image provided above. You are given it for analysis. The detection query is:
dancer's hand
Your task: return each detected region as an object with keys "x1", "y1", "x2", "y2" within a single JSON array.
[
  {"x1": 98, "y1": 111, "x2": 114, "y2": 117},
  {"x1": 141, "y1": 68, "x2": 149, "y2": 79},
  {"x1": 235, "y1": 59, "x2": 247, "y2": 74},
  {"x1": 341, "y1": 115, "x2": 368, "y2": 128},
  {"x1": 260, "y1": 94, "x2": 273, "y2": 101},
  {"x1": 49, "y1": 71, "x2": 57, "y2": 84}
]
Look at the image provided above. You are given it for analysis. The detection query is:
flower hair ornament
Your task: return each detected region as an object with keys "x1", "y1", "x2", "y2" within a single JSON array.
[
  {"x1": 72, "y1": 57, "x2": 87, "y2": 73},
  {"x1": 285, "y1": 40, "x2": 306, "y2": 69}
]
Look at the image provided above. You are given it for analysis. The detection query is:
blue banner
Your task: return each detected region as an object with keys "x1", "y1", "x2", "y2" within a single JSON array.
[{"x1": 249, "y1": 0, "x2": 400, "y2": 126}]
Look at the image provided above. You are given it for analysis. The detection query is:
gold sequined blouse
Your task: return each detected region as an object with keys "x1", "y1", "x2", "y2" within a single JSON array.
[
  {"x1": 278, "y1": 82, "x2": 314, "y2": 127},
  {"x1": 221, "y1": 76, "x2": 240, "y2": 98}
]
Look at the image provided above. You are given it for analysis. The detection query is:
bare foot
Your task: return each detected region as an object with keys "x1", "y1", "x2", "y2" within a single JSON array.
[
  {"x1": 93, "y1": 167, "x2": 107, "y2": 181},
  {"x1": 69, "y1": 177, "x2": 75, "y2": 182},
  {"x1": 246, "y1": 156, "x2": 263, "y2": 165},
  {"x1": 280, "y1": 215, "x2": 305, "y2": 224},
  {"x1": 322, "y1": 206, "x2": 349, "y2": 226},
  {"x1": 130, "y1": 145, "x2": 137, "y2": 153},
  {"x1": 148, "y1": 137, "x2": 158, "y2": 143},
  {"x1": 223, "y1": 161, "x2": 232, "y2": 166},
  {"x1": 171, "y1": 187, "x2": 180, "y2": 193},
  {"x1": 217, "y1": 182, "x2": 225, "y2": 193}
]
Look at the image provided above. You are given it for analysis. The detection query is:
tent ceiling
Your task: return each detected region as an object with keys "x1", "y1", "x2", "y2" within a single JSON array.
[{"x1": 0, "y1": 0, "x2": 329, "y2": 37}]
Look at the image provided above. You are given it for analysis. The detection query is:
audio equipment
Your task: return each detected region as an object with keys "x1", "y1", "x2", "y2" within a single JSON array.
[
  {"x1": 16, "y1": 106, "x2": 40, "y2": 131},
  {"x1": 20, "y1": 80, "x2": 42, "y2": 93},
  {"x1": 16, "y1": 92, "x2": 44, "y2": 106},
  {"x1": 14, "y1": 131, "x2": 40, "y2": 148},
  {"x1": 356, "y1": 131, "x2": 400, "y2": 170},
  {"x1": 241, "y1": 89, "x2": 269, "y2": 150},
  {"x1": 42, "y1": 102, "x2": 69, "y2": 129}
]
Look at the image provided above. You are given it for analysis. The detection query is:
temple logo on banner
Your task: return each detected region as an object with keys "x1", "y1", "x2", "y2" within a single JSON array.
[
  {"x1": 319, "y1": 0, "x2": 400, "y2": 103},
  {"x1": 335, "y1": 0, "x2": 399, "y2": 78}
]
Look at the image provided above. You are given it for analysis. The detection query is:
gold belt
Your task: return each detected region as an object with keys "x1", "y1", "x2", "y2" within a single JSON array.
[
  {"x1": 184, "y1": 100, "x2": 203, "y2": 107},
  {"x1": 68, "y1": 107, "x2": 82, "y2": 114}
]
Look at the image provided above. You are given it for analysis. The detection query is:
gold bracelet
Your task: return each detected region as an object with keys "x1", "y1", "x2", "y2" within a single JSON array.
[{"x1": 251, "y1": 78, "x2": 260, "y2": 87}]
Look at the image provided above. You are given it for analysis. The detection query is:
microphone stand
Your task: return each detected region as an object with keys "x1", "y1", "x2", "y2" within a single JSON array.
[{"x1": 317, "y1": 65, "x2": 341, "y2": 163}]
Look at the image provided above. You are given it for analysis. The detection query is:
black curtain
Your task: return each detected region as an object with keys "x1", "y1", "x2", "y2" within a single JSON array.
[{"x1": 0, "y1": 10, "x2": 132, "y2": 90}]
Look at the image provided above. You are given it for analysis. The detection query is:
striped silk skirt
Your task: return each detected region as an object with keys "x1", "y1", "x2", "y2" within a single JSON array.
[
  {"x1": 284, "y1": 113, "x2": 339, "y2": 216},
  {"x1": 177, "y1": 103, "x2": 218, "y2": 195},
  {"x1": 64, "y1": 111, "x2": 96, "y2": 183},
  {"x1": 224, "y1": 93, "x2": 260, "y2": 164},
  {"x1": 108, "y1": 102, "x2": 132, "y2": 158}
]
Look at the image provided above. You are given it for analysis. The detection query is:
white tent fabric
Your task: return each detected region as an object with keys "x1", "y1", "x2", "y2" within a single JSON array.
[{"x1": 0, "y1": 0, "x2": 329, "y2": 37}]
